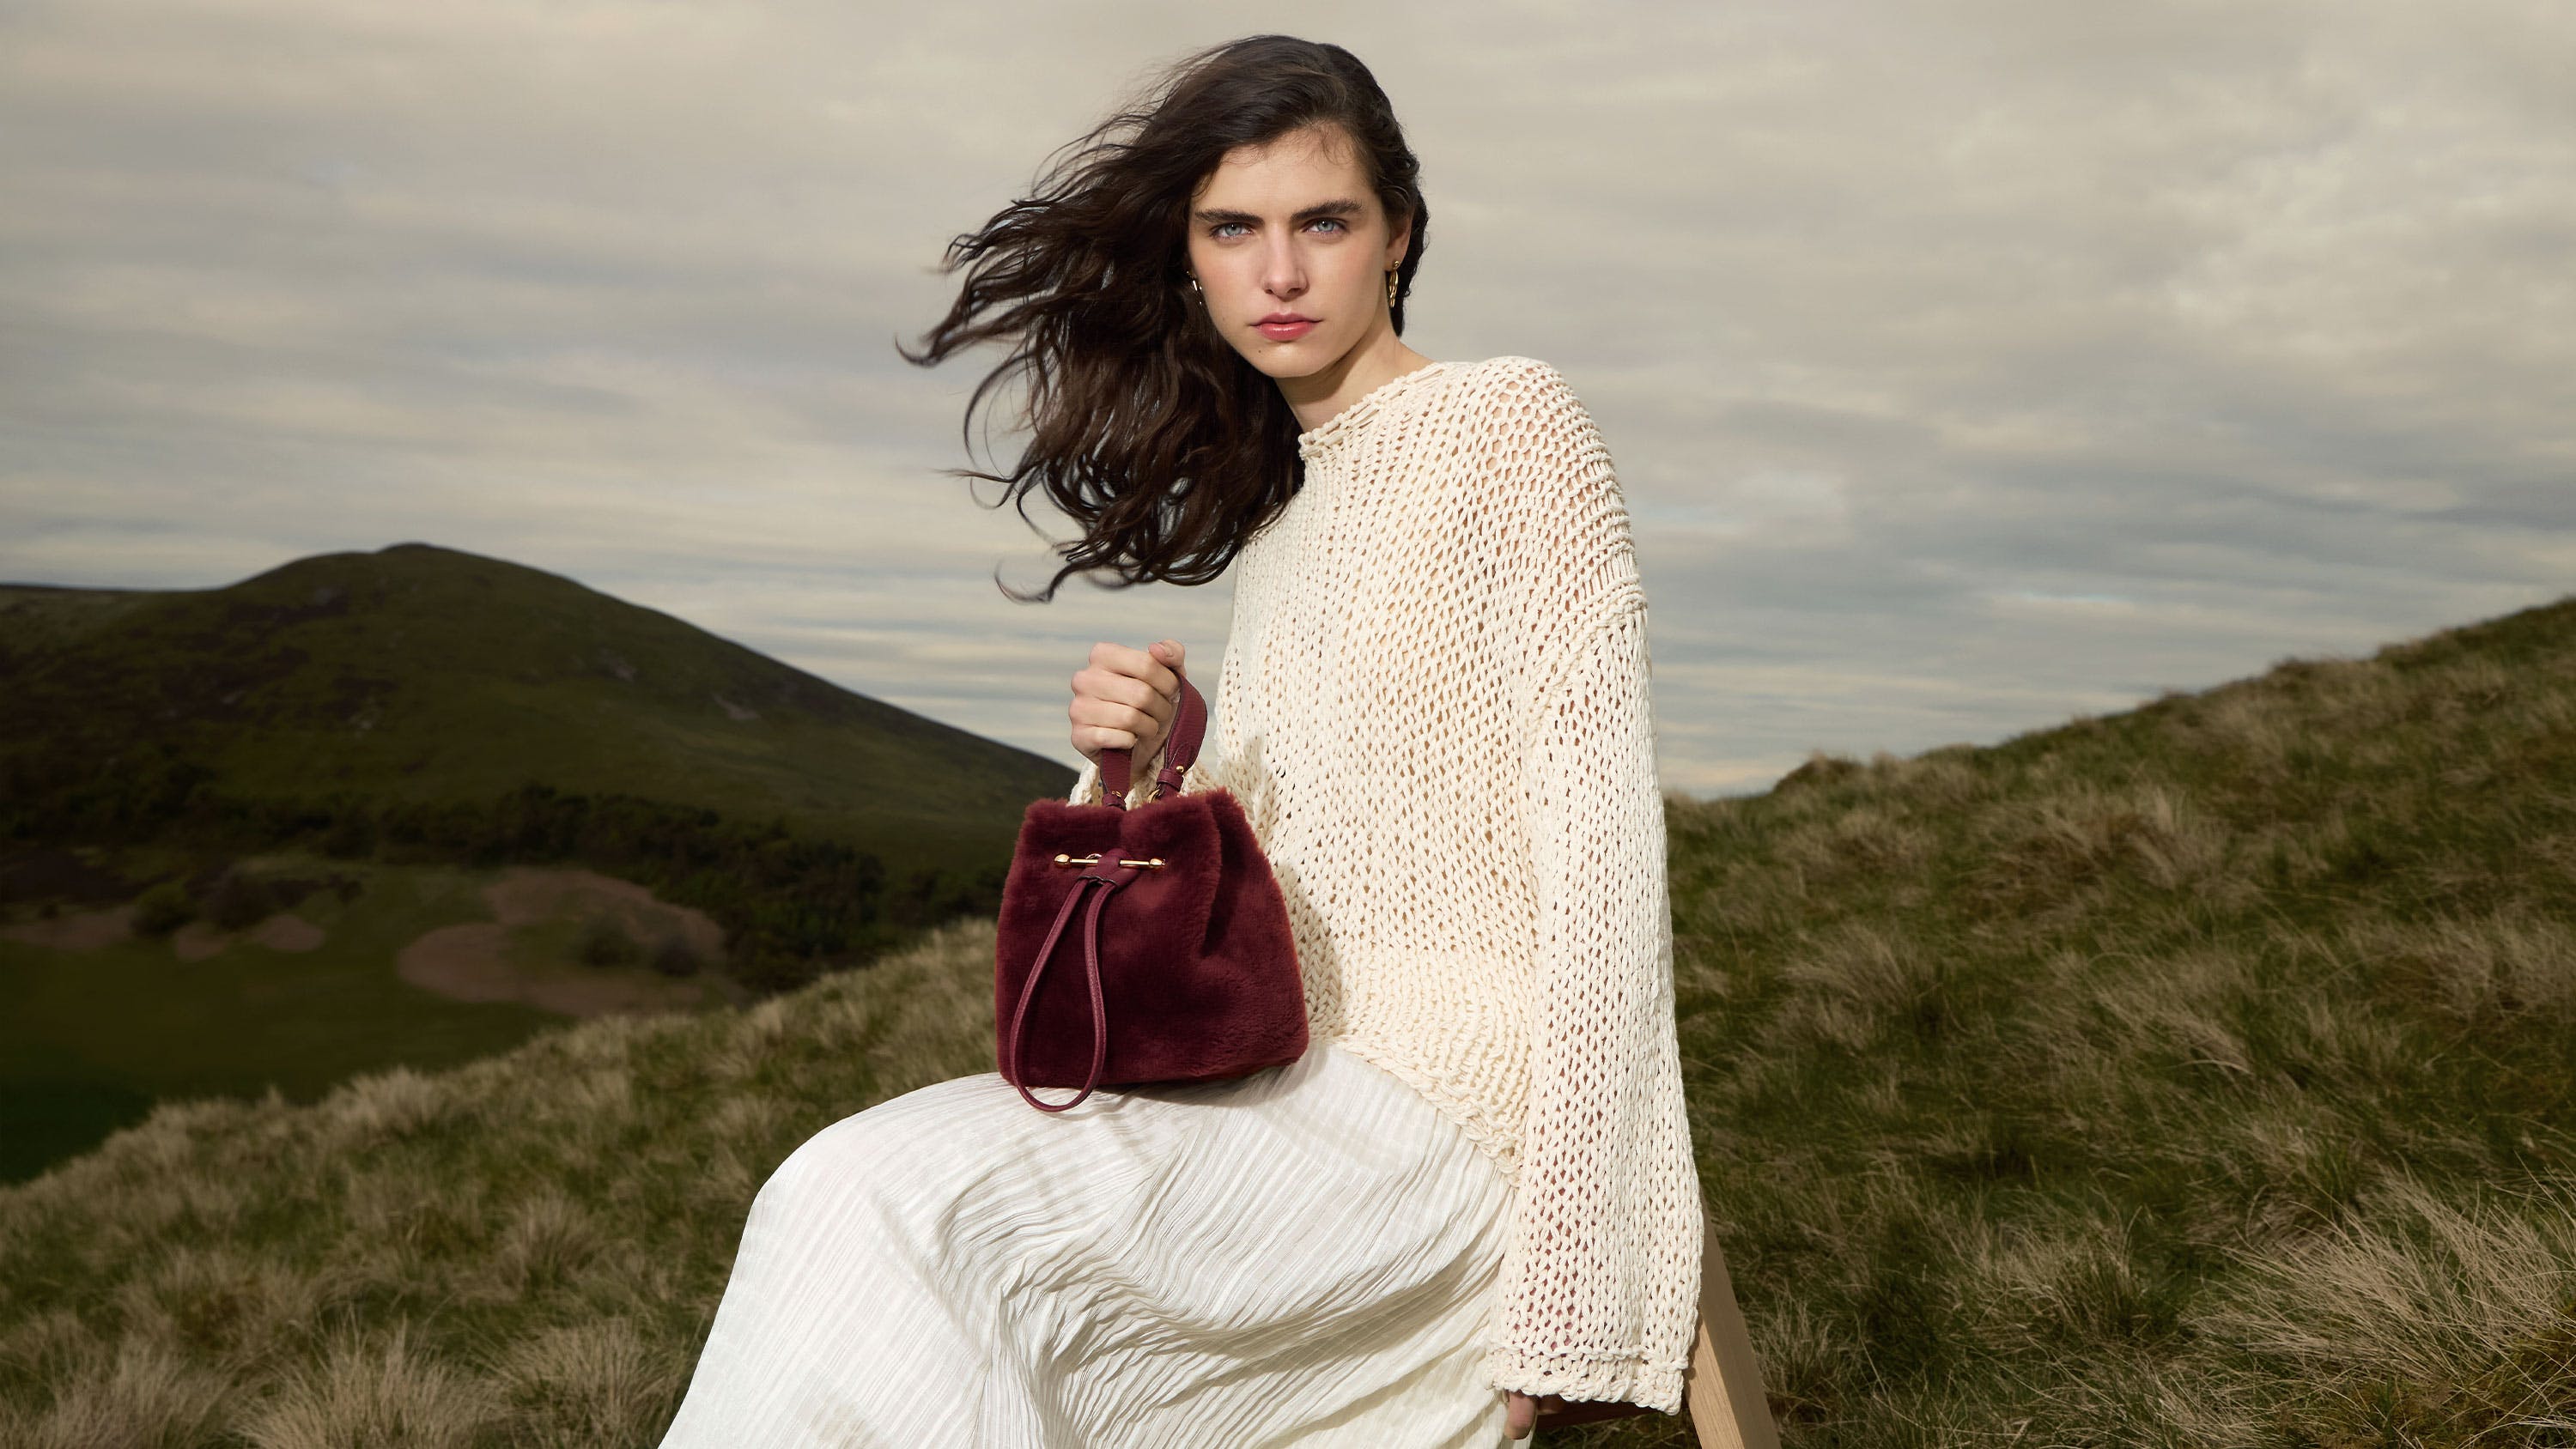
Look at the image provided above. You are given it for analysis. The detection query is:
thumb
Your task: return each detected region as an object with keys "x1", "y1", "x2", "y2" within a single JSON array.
[{"x1": 1153, "y1": 639, "x2": 1183, "y2": 663}]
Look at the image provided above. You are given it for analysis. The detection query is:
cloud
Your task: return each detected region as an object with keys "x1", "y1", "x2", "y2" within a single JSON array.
[{"x1": 3, "y1": 0, "x2": 2570, "y2": 796}]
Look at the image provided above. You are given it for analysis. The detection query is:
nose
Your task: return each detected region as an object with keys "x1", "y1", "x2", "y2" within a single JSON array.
[{"x1": 1261, "y1": 234, "x2": 1307, "y2": 303}]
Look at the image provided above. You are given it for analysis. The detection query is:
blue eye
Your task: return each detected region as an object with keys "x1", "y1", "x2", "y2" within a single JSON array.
[
  {"x1": 1309, "y1": 218, "x2": 1347, "y2": 234},
  {"x1": 1210, "y1": 221, "x2": 1249, "y2": 239}
]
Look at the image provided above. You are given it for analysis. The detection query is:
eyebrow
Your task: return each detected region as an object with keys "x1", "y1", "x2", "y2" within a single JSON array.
[{"x1": 1190, "y1": 197, "x2": 1366, "y2": 227}]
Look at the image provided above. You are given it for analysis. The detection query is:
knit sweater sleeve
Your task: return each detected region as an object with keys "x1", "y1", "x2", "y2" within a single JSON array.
[
  {"x1": 1479, "y1": 361, "x2": 1704, "y2": 1414},
  {"x1": 1485, "y1": 595, "x2": 1704, "y2": 1413}
]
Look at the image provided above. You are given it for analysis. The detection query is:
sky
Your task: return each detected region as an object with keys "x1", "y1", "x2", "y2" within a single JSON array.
[{"x1": 3, "y1": 0, "x2": 2569, "y2": 796}]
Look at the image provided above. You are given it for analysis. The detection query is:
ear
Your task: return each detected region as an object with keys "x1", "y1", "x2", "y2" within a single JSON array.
[{"x1": 1383, "y1": 207, "x2": 1413, "y2": 270}]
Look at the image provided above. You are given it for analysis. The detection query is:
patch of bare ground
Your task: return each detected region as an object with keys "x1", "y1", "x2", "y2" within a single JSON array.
[
  {"x1": 248, "y1": 913, "x2": 326, "y2": 952},
  {"x1": 395, "y1": 866, "x2": 740, "y2": 1019},
  {"x1": 396, "y1": 923, "x2": 519, "y2": 1003},
  {"x1": 1, "y1": 901, "x2": 137, "y2": 951}
]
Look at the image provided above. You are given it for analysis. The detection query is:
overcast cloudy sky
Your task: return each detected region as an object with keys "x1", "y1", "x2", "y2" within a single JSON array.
[{"x1": 3, "y1": 1, "x2": 2569, "y2": 795}]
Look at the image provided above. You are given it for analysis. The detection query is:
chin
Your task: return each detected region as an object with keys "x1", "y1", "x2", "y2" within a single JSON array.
[{"x1": 1236, "y1": 343, "x2": 1342, "y2": 381}]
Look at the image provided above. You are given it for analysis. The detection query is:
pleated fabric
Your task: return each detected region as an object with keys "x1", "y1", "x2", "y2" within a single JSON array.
[{"x1": 655, "y1": 1037, "x2": 1518, "y2": 1449}]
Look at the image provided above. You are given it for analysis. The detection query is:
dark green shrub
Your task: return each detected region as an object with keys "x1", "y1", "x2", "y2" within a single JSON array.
[
  {"x1": 131, "y1": 880, "x2": 194, "y2": 936},
  {"x1": 577, "y1": 915, "x2": 641, "y2": 968},
  {"x1": 648, "y1": 932, "x2": 702, "y2": 978},
  {"x1": 319, "y1": 811, "x2": 376, "y2": 858},
  {"x1": 203, "y1": 869, "x2": 276, "y2": 931}
]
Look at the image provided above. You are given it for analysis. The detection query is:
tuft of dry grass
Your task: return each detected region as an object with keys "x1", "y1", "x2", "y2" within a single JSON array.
[
  {"x1": 2195, "y1": 1174, "x2": 2576, "y2": 1441},
  {"x1": 489, "y1": 1320, "x2": 683, "y2": 1448},
  {"x1": 2342, "y1": 908, "x2": 2576, "y2": 1028},
  {"x1": 0, "y1": 1337, "x2": 227, "y2": 1449},
  {"x1": 1774, "y1": 923, "x2": 1949, "y2": 1051},
  {"x1": 240, "y1": 1324, "x2": 500, "y2": 1449}
]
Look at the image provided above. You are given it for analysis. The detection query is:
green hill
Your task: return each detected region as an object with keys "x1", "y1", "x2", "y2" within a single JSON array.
[
  {"x1": 3, "y1": 597, "x2": 2573, "y2": 1446},
  {"x1": 0, "y1": 541, "x2": 1075, "y2": 868},
  {"x1": 0, "y1": 543, "x2": 1089, "y2": 1186}
]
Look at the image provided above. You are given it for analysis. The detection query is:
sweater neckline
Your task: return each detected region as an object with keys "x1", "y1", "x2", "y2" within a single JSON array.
[{"x1": 1295, "y1": 361, "x2": 1451, "y2": 461}]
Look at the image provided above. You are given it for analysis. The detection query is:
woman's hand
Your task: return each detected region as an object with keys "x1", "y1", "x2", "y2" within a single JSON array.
[
  {"x1": 1070, "y1": 638, "x2": 1187, "y2": 770},
  {"x1": 1506, "y1": 1391, "x2": 1536, "y2": 1440}
]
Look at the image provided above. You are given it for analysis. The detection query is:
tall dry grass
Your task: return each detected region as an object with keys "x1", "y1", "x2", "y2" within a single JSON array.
[
  {"x1": 0, "y1": 917, "x2": 995, "y2": 1446},
  {"x1": 1652, "y1": 597, "x2": 2576, "y2": 1447}
]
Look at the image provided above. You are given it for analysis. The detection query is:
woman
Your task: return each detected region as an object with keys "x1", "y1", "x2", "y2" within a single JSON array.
[{"x1": 656, "y1": 33, "x2": 1701, "y2": 1448}]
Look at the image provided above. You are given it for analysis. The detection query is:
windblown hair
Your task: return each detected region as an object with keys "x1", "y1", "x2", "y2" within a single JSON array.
[{"x1": 899, "y1": 34, "x2": 1428, "y2": 603}]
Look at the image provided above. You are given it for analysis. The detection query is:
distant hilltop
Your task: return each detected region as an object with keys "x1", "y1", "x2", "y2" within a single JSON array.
[{"x1": 0, "y1": 540, "x2": 1074, "y2": 860}]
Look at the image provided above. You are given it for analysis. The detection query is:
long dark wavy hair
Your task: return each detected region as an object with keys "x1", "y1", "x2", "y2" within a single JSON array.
[{"x1": 899, "y1": 34, "x2": 1428, "y2": 603}]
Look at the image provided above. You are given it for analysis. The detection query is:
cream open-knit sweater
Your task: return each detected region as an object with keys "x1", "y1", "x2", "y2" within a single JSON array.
[{"x1": 1066, "y1": 356, "x2": 1703, "y2": 1414}]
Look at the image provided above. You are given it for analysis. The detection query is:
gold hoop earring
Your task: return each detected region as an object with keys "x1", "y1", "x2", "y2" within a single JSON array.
[{"x1": 1385, "y1": 270, "x2": 1399, "y2": 307}]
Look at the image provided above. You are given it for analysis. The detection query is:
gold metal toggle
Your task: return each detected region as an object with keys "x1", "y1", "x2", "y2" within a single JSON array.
[{"x1": 1051, "y1": 852, "x2": 1168, "y2": 869}]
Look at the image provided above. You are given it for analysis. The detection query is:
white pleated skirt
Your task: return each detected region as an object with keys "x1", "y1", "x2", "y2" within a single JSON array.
[{"x1": 655, "y1": 1036, "x2": 1517, "y2": 1449}]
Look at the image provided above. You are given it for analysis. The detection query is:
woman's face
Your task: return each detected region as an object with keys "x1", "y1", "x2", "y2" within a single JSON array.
[{"x1": 1183, "y1": 123, "x2": 1409, "y2": 385}]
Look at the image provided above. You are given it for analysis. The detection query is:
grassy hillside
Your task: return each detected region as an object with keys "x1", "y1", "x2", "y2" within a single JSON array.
[
  {"x1": 0, "y1": 542, "x2": 1074, "y2": 868},
  {"x1": 3, "y1": 597, "x2": 2573, "y2": 1446}
]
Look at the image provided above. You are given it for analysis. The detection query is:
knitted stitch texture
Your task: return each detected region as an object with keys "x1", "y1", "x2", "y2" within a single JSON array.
[{"x1": 1066, "y1": 356, "x2": 1703, "y2": 1414}]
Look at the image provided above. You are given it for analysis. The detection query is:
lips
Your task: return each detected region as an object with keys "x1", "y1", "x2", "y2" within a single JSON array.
[{"x1": 1256, "y1": 316, "x2": 1317, "y2": 341}]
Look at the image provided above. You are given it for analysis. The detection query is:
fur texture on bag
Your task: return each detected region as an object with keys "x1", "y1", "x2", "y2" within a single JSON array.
[{"x1": 996, "y1": 783, "x2": 1307, "y2": 1090}]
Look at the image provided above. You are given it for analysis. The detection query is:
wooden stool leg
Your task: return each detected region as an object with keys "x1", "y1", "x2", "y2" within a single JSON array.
[{"x1": 1683, "y1": 1206, "x2": 1779, "y2": 1449}]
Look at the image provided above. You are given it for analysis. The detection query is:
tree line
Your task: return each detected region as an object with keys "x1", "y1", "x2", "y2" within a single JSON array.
[{"x1": 2, "y1": 742, "x2": 1005, "y2": 993}]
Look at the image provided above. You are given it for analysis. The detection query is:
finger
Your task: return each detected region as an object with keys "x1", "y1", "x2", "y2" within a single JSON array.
[
  {"x1": 1097, "y1": 636, "x2": 1181, "y2": 689},
  {"x1": 1073, "y1": 669, "x2": 1170, "y2": 746},
  {"x1": 1073, "y1": 725, "x2": 1142, "y2": 757},
  {"x1": 1068, "y1": 694, "x2": 1151, "y2": 753},
  {"x1": 1126, "y1": 637, "x2": 1187, "y2": 702},
  {"x1": 1088, "y1": 641, "x2": 1184, "y2": 714}
]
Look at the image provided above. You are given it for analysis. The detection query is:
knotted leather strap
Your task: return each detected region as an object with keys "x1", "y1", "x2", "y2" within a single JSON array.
[{"x1": 1003, "y1": 858, "x2": 1150, "y2": 1112}]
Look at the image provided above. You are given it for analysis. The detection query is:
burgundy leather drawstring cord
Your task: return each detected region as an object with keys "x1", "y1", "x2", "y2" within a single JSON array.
[{"x1": 1002, "y1": 857, "x2": 1148, "y2": 1111}]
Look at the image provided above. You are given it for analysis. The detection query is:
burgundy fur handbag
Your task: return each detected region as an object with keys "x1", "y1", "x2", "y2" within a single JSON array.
[{"x1": 994, "y1": 665, "x2": 1307, "y2": 1112}]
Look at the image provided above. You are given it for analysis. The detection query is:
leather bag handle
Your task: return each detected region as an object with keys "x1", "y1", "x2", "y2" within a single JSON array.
[{"x1": 1097, "y1": 663, "x2": 1205, "y2": 810}]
